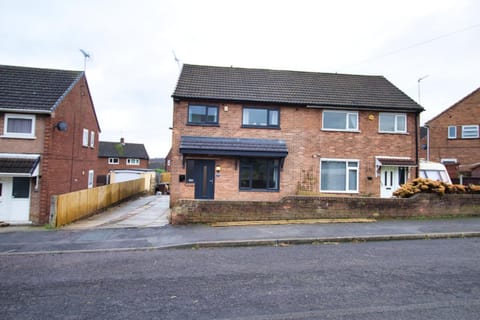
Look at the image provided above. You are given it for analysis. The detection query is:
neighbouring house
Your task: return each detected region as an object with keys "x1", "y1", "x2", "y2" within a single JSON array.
[
  {"x1": 0, "y1": 64, "x2": 101, "y2": 224},
  {"x1": 97, "y1": 138, "x2": 150, "y2": 184},
  {"x1": 169, "y1": 64, "x2": 424, "y2": 207},
  {"x1": 421, "y1": 86, "x2": 480, "y2": 184}
]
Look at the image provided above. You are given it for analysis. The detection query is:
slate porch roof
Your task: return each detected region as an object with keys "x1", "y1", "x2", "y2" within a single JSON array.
[
  {"x1": 98, "y1": 141, "x2": 149, "y2": 159},
  {"x1": 180, "y1": 136, "x2": 288, "y2": 157},
  {"x1": 0, "y1": 65, "x2": 84, "y2": 113},
  {"x1": 173, "y1": 64, "x2": 424, "y2": 112},
  {"x1": 0, "y1": 154, "x2": 41, "y2": 176}
]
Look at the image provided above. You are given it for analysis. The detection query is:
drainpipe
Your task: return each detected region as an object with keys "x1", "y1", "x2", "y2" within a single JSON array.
[
  {"x1": 425, "y1": 124, "x2": 430, "y2": 161},
  {"x1": 415, "y1": 113, "x2": 420, "y2": 178}
]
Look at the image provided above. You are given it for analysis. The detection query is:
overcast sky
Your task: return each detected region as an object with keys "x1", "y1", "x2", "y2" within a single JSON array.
[{"x1": 1, "y1": 0, "x2": 479, "y2": 157}]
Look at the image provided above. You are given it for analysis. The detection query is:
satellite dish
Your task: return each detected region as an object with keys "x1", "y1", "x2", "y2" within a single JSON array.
[{"x1": 56, "y1": 121, "x2": 68, "y2": 132}]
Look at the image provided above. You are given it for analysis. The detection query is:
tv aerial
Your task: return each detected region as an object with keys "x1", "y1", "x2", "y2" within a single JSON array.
[{"x1": 79, "y1": 49, "x2": 91, "y2": 71}]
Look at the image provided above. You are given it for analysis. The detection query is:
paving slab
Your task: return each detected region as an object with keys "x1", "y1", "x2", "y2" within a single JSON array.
[{"x1": 1, "y1": 216, "x2": 480, "y2": 255}]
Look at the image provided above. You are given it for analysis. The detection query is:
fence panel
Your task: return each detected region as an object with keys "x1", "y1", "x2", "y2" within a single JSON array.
[{"x1": 53, "y1": 178, "x2": 146, "y2": 227}]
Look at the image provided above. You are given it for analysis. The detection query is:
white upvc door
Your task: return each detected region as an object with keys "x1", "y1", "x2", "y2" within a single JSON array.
[
  {"x1": 380, "y1": 166, "x2": 398, "y2": 198},
  {"x1": 0, "y1": 177, "x2": 31, "y2": 223},
  {"x1": 0, "y1": 178, "x2": 6, "y2": 220}
]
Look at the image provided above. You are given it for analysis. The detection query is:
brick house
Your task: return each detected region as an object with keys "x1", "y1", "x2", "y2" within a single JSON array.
[
  {"x1": 169, "y1": 64, "x2": 424, "y2": 207},
  {"x1": 97, "y1": 138, "x2": 150, "y2": 184},
  {"x1": 421, "y1": 86, "x2": 480, "y2": 183},
  {"x1": 0, "y1": 65, "x2": 101, "y2": 224}
]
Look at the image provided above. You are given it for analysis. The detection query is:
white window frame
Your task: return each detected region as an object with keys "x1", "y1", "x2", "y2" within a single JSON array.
[
  {"x1": 87, "y1": 170, "x2": 94, "y2": 188},
  {"x1": 322, "y1": 110, "x2": 359, "y2": 132},
  {"x1": 379, "y1": 113, "x2": 407, "y2": 133},
  {"x1": 3, "y1": 113, "x2": 36, "y2": 139},
  {"x1": 108, "y1": 158, "x2": 119, "y2": 165},
  {"x1": 82, "y1": 128, "x2": 89, "y2": 147},
  {"x1": 319, "y1": 158, "x2": 359, "y2": 193},
  {"x1": 441, "y1": 158, "x2": 457, "y2": 164},
  {"x1": 126, "y1": 158, "x2": 140, "y2": 166},
  {"x1": 448, "y1": 126, "x2": 457, "y2": 139},
  {"x1": 462, "y1": 125, "x2": 479, "y2": 139},
  {"x1": 90, "y1": 131, "x2": 95, "y2": 148}
]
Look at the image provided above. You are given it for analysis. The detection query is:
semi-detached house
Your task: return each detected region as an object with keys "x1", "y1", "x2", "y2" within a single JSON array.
[
  {"x1": 0, "y1": 65, "x2": 101, "y2": 224},
  {"x1": 169, "y1": 64, "x2": 424, "y2": 207}
]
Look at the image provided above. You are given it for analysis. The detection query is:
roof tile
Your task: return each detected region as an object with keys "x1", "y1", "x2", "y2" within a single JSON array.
[
  {"x1": 173, "y1": 64, "x2": 423, "y2": 111},
  {"x1": 0, "y1": 65, "x2": 82, "y2": 112}
]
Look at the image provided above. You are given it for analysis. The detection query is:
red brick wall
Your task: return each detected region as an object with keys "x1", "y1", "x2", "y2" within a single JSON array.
[
  {"x1": 426, "y1": 88, "x2": 480, "y2": 176},
  {"x1": 171, "y1": 194, "x2": 480, "y2": 224},
  {"x1": 37, "y1": 76, "x2": 101, "y2": 224},
  {"x1": 170, "y1": 100, "x2": 420, "y2": 206}
]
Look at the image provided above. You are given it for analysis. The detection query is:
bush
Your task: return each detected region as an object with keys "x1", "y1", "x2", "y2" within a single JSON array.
[{"x1": 393, "y1": 178, "x2": 480, "y2": 198}]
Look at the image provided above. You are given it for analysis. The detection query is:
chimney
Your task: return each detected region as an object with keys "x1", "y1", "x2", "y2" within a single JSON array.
[{"x1": 120, "y1": 137, "x2": 125, "y2": 145}]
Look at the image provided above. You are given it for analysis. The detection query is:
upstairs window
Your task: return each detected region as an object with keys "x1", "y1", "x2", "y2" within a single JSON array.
[
  {"x1": 108, "y1": 158, "x2": 119, "y2": 165},
  {"x1": 322, "y1": 110, "x2": 358, "y2": 131},
  {"x1": 242, "y1": 107, "x2": 279, "y2": 128},
  {"x1": 3, "y1": 114, "x2": 36, "y2": 138},
  {"x1": 188, "y1": 105, "x2": 218, "y2": 125},
  {"x1": 448, "y1": 126, "x2": 457, "y2": 139},
  {"x1": 90, "y1": 131, "x2": 95, "y2": 148},
  {"x1": 379, "y1": 113, "x2": 406, "y2": 133},
  {"x1": 127, "y1": 158, "x2": 140, "y2": 165},
  {"x1": 82, "y1": 129, "x2": 89, "y2": 147},
  {"x1": 462, "y1": 125, "x2": 479, "y2": 139}
]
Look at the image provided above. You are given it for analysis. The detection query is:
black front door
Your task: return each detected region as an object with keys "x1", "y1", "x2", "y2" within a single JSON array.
[{"x1": 193, "y1": 160, "x2": 215, "y2": 199}]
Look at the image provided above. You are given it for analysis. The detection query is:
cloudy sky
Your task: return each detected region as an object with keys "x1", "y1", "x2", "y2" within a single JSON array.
[{"x1": 1, "y1": 0, "x2": 479, "y2": 157}]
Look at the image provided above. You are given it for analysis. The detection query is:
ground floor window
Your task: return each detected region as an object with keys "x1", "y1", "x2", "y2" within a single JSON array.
[
  {"x1": 239, "y1": 158, "x2": 280, "y2": 191},
  {"x1": 320, "y1": 159, "x2": 359, "y2": 192},
  {"x1": 88, "y1": 170, "x2": 94, "y2": 188},
  {"x1": 12, "y1": 177, "x2": 30, "y2": 198}
]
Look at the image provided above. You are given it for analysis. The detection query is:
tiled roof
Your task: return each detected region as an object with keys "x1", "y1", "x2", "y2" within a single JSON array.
[
  {"x1": 0, "y1": 65, "x2": 83, "y2": 113},
  {"x1": 180, "y1": 136, "x2": 288, "y2": 157},
  {"x1": 173, "y1": 64, "x2": 423, "y2": 112},
  {"x1": 98, "y1": 141, "x2": 149, "y2": 159},
  {"x1": 0, "y1": 156, "x2": 40, "y2": 175}
]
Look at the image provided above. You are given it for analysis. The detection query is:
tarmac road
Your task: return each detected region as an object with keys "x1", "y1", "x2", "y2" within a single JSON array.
[{"x1": 1, "y1": 238, "x2": 480, "y2": 320}]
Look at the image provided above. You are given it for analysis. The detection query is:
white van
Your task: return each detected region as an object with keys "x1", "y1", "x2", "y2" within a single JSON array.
[{"x1": 419, "y1": 160, "x2": 452, "y2": 184}]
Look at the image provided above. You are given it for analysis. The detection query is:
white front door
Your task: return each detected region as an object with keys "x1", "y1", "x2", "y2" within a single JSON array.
[
  {"x1": 0, "y1": 177, "x2": 31, "y2": 223},
  {"x1": 380, "y1": 166, "x2": 398, "y2": 198}
]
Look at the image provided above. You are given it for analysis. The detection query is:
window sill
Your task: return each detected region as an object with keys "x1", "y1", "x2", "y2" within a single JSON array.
[
  {"x1": 241, "y1": 125, "x2": 281, "y2": 130},
  {"x1": 320, "y1": 190, "x2": 359, "y2": 194},
  {"x1": 321, "y1": 129, "x2": 360, "y2": 133},
  {"x1": 186, "y1": 123, "x2": 220, "y2": 127},
  {"x1": 239, "y1": 189, "x2": 279, "y2": 192},
  {"x1": 1, "y1": 135, "x2": 36, "y2": 140},
  {"x1": 378, "y1": 131, "x2": 409, "y2": 135}
]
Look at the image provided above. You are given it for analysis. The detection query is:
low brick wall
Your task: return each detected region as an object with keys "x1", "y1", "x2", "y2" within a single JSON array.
[{"x1": 170, "y1": 194, "x2": 480, "y2": 224}]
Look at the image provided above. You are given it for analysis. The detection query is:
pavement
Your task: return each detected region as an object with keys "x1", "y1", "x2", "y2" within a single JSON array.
[{"x1": 1, "y1": 194, "x2": 480, "y2": 255}]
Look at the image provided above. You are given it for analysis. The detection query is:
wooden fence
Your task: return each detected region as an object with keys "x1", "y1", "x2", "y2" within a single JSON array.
[{"x1": 50, "y1": 178, "x2": 146, "y2": 227}]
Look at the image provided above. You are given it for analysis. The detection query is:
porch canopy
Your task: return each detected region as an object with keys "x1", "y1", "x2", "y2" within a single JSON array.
[
  {"x1": 180, "y1": 136, "x2": 288, "y2": 158},
  {"x1": 375, "y1": 157, "x2": 417, "y2": 167},
  {"x1": 0, "y1": 154, "x2": 40, "y2": 177}
]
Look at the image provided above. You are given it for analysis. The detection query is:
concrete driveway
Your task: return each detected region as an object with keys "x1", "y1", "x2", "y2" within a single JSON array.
[{"x1": 62, "y1": 194, "x2": 170, "y2": 230}]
